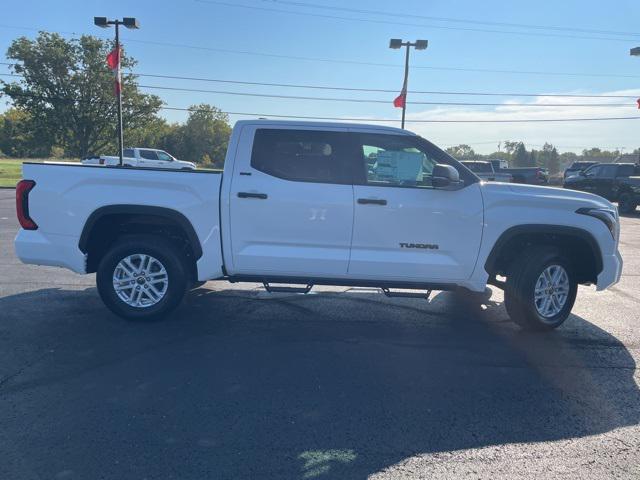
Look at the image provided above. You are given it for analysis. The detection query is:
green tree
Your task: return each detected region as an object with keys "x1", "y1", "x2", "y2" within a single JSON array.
[
  {"x1": 503, "y1": 140, "x2": 521, "y2": 155},
  {"x1": 512, "y1": 142, "x2": 528, "y2": 167},
  {"x1": 1, "y1": 32, "x2": 162, "y2": 157},
  {"x1": 445, "y1": 144, "x2": 476, "y2": 159},
  {"x1": 0, "y1": 108, "x2": 52, "y2": 157},
  {"x1": 177, "y1": 104, "x2": 231, "y2": 166}
]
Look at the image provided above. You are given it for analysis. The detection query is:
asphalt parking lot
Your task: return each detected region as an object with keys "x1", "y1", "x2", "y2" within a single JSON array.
[{"x1": 1, "y1": 188, "x2": 639, "y2": 480}]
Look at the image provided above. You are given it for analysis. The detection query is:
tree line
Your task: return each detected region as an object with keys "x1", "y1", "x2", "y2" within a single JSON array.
[
  {"x1": 445, "y1": 143, "x2": 640, "y2": 175},
  {"x1": 0, "y1": 32, "x2": 230, "y2": 167}
]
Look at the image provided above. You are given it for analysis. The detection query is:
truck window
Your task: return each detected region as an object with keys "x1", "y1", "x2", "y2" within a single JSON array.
[
  {"x1": 156, "y1": 151, "x2": 173, "y2": 161},
  {"x1": 139, "y1": 149, "x2": 159, "y2": 160},
  {"x1": 358, "y1": 134, "x2": 439, "y2": 188},
  {"x1": 599, "y1": 164, "x2": 617, "y2": 179},
  {"x1": 123, "y1": 148, "x2": 134, "y2": 158},
  {"x1": 617, "y1": 164, "x2": 635, "y2": 177},
  {"x1": 251, "y1": 129, "x2": 352, "y2": 184},
  {"x1": 584, "y1": 165, "x2": 602, "y2": 177}
]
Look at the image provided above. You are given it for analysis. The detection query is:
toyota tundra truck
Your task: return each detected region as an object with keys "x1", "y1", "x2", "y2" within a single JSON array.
[{"x1": 14, "y1": 120, "x2": 622, "y2": 330}]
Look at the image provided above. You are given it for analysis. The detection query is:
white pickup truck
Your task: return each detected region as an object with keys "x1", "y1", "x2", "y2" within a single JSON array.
[
  {"x1": 82, "y1": 147, "x2": 196, "y2": 170},
  {"x1": 15, "y1": 120, "x2": 622, "y2": 330}
]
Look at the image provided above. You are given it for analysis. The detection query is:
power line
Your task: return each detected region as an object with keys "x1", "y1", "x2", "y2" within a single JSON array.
[
  {"x1": 2, "y1": 65, "x2": 639, "y2": 100},
  {"x1": 263, "y1": 0, "x2": 640, "y2": 38},
  {"x1": 1, "y1": 24, "x2": 640, "y2": 79},
  {"x1": 195, "y1": 0, "x2": 640, "y2": 43},
  {"x1": 4, "y1": 90, "x2": 640, "y2": 122},
  {"x1": 138, "y1": 84, "x2": 636, "y2": 107}
]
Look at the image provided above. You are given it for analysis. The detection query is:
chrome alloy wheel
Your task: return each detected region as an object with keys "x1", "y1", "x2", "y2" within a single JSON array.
[
  {"x1": 112, "y1": 254, "x2": 169, "y2": 308},
  {"x1": 534, "y1": 265, "x2": 570, "y2": 319}
]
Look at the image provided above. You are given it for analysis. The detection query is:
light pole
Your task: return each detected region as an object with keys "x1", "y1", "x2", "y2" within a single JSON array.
[
  {"x1": 389, "y1": 39, "x2": 428, "y2": 129},
  {"x1": 94, "y1": 16, "x2": 139, "y2": 166}
]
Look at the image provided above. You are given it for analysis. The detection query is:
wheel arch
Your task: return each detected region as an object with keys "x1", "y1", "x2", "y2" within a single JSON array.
[
  {"x1": 485, "y1": 224, "x2": 603, "y2": 284},
  {"x1": 79, "y1": 205, "x2": 202, "y2": 274}
]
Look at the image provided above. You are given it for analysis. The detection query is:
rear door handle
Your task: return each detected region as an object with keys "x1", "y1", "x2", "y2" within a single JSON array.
[
  {"x1": 357, "y1": 198, "x2": 387, "y2": 205},
  {"x1": 238, "y1": 192, "x2": 268, "y2": 199}
]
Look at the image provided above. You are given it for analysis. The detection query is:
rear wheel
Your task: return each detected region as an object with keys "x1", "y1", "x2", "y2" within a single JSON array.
[
  {"x1": 96, "y1": 235, "x2": 188, "y2": 320},
  {"x1": 618, "y1": 193, "x2": 636, "y2": 214},
  {"x1": 504, "y1": 246, "x2": 577, "y2": 331}
]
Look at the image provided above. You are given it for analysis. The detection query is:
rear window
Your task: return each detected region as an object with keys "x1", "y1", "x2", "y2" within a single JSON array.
[{"x1": 251, "y1": 129, "x2": 352, "y2": 184}]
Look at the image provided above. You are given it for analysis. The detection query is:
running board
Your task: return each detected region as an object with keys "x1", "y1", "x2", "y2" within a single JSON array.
[
  {"x1": 262, "y1": 282, "x2": 314, "y2": 294},
  {"x1": 381, "y1": 288, "x2": 432, "y2": 300}
]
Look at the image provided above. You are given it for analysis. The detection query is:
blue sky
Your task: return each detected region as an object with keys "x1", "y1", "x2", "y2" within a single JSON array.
[{"x1": 2, "y1": 0, "x2": 640, "y2": 153}]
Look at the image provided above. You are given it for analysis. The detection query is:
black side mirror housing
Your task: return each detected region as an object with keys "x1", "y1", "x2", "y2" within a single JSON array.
[{"x1": 432, "y1": 164, "x2": 463, "y2": 190}]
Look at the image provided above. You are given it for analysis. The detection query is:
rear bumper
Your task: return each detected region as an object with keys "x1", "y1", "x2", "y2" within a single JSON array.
[
  {"x1": 15, "y1": 229, "x2": 86, "y2": 274},
  {"x1": 596, "y1": 249, "x2": 623, "y2": 291}
]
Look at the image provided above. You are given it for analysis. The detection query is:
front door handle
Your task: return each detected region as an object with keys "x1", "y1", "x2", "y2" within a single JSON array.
[
  {"x1": 357, "y1": 198, "x2": 387, "y2": 205},
  {"x1": 238, "y1": 192, "x2": 268, "y2": 199}
]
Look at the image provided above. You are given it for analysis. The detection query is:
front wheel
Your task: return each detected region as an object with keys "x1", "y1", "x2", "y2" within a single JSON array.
[
  {"x1": 96, "y1": 235, "x2": 188, "y2": 320},
  {"x1": 504, "y1": 247, "x2": 577, "y2": 331}
]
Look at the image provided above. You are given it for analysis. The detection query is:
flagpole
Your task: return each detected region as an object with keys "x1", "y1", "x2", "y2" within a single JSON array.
[
  {"x1": 401, "y1": 44, "x2": 410, "y2": 130},
  {"x1": 115, "y1": 21, "x2": 124, "y2": 166}
]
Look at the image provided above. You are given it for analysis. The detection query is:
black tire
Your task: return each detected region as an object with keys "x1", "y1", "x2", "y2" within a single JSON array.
[
  {"x1": 96, "y1": 235, "x2": 188, "y2": 320},
  {"x1": 618, "y1": 193, "x2": 636, "y2": 214},
  {"x1": 504, "y1": 246, "x2": 577, "y2": 331}
]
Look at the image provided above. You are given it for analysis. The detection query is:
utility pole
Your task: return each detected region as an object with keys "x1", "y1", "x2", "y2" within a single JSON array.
[
  {"x1": 389, "y1": 39, "x2": 428, "y2": 129},
  {"x1": 94, "y1": 17, "x2": 139, "y2": 166}
]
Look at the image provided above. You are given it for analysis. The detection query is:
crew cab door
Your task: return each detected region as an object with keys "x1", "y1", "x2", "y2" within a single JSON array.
[
  {"x1": 594, "y1": 164, "x2": 618, "y2": 200},
  {"x1": 579, "y1": 165, "x2": 602, "y2": 194},
  {"x1": 348, "y1": 132, "x2": 483, "y2": 282},
  {"x1": 137, "y1": 149, "x2": 162, "y2": 168},
  {"x1": 226, "y1": 126, "x2": 355, "y2": 277}
]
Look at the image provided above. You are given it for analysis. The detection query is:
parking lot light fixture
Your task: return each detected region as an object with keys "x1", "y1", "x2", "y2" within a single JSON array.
[
  {"x1": 93, "y1": 17, "x2": 140, "y2": 166},
  {"x1": 389, "y1": 39, "x2": 428, "y2": 129}
]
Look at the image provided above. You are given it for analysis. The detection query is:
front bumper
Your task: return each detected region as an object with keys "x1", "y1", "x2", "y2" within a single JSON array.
[{"x1": 596, "y1": 249, "x2": 623, "y2": 291}]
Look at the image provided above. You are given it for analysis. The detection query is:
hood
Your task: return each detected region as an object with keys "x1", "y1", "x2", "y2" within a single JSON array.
[{"x1": 480, "y1": 181, "x2": 614, "y2": 211}]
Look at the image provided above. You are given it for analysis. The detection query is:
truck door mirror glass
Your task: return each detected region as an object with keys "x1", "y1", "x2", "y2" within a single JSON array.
[{"x1": 432, "y1": 164, "x2": 463, "y2": 190}]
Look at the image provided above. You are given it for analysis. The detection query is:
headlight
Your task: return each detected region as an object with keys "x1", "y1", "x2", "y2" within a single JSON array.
[{"x1": 576, "y1": 207, "x2": 618, "y2": 239}]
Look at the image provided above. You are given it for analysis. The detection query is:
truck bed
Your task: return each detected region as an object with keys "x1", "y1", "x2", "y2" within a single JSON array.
[{"x1": 16, "y1": 162, "x2": 223, "y2": 279}]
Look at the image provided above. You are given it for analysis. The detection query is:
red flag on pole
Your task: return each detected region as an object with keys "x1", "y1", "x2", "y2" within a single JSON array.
[
  {"x1": 106, "y1": 47, "x2": 121, "y2": 95},
  {"x1": 393, "y1": 88, "x2": 406, "y2": 108}
]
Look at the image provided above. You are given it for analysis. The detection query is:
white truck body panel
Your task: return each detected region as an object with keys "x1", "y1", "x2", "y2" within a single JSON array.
[
  {"x1": 15, "y1": 163, "x2": 223, "y2": 281},
  {"x1": 15, "y1": 120, "x2": 622, "y2": 301}
]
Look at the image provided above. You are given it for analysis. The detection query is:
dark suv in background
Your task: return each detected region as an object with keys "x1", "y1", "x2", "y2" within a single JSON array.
[
  {"x1": 563, "y1": 163, "x2": 640, "y2": 213},
  {"x1": 564, "y1": 161, "x2": 598, "y2": 180}
]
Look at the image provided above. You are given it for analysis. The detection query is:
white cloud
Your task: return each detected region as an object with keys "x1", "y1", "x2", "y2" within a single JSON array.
[{"x1": 377, "y1": 88, "x2": 640, "y2": 154}]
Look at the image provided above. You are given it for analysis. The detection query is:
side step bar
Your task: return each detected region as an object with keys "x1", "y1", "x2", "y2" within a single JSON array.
[
  {"x1": 262, "y1": 282, "x2": 314, "y2": 294},
  {"x1": 381, "y1": 288, "x2": 432, "y2": 300}
]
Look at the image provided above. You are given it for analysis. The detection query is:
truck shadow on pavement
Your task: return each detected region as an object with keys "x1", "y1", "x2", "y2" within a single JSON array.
[{"x1": 0, "y1": 285, "x2": 638, "y2": 479}]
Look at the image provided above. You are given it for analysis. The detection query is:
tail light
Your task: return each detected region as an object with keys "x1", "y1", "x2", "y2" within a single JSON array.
[{"x1": 16, "y1": 180, "x2": 38, "y2": 230}]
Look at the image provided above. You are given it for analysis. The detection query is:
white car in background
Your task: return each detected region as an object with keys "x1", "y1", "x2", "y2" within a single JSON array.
[{"x1": 82, "y1": 148, "x2": 196, "y2": 170}]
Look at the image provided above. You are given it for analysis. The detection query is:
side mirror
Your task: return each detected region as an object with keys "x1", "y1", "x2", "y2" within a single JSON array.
[{"x1": 432, "y1": 164, "x2": 463, "y2": 190}]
